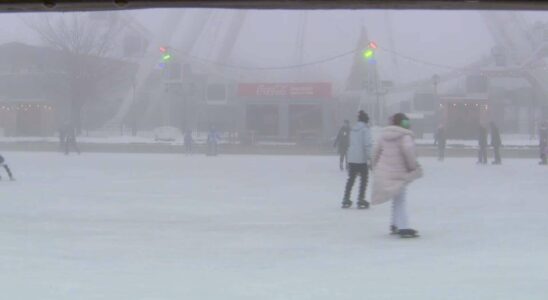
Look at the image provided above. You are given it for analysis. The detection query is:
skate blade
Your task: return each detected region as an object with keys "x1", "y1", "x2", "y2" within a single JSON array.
[{"x1": 399, "y1": 234, "x2": 420, "y2": 238}]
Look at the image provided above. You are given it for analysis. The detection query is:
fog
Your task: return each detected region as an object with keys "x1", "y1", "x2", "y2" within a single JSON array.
[
  {"x1": 1, "y1": 7, "x2": 548, "y2": 300},
  {"x1": 1, "y1": 9, "x2": 547, "y2": 136}
]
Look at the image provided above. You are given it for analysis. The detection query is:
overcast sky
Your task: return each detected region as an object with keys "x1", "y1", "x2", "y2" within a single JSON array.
[{"x1": 2, "y1": 9, "x2": 548, "y2": 87}]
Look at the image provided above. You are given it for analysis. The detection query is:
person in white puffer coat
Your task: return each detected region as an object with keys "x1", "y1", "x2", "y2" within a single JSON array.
[
  {"x1": 341, "y1": 110, "x2": 373, "y2": 209},
  {"x1": 371, "y1": 113, "x2": 423, "y2": 238}
]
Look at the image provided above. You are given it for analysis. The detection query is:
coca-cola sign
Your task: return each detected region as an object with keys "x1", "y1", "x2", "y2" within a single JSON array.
[{"x1": 238, "y1": 83, "x2": 332, "y2": 98}]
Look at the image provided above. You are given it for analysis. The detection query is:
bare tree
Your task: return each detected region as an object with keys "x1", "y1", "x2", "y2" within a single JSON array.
[{"x1": 24, "y1": 12, "x2": 131, "y2": 132}]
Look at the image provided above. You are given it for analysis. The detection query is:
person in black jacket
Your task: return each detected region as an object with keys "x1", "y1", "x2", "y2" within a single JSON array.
[
  {"x1": 477, "y1": 124, "x2": 488, "y2": 164},
  {"x1": 490, "y1": 122, "x2": 502, "y2": 165},
  {"x1": 434, "y1": 125, "x2": 447, "y2": 161},
  {"x1": 0, "y1": 154, "x2": 14, "y2": 181},
  {"x1": 539, "y1": 121, "x2": 548, "y2": 165},
  {"x1": 334, "y1": 120, "x2": 351, "y2": 171}
]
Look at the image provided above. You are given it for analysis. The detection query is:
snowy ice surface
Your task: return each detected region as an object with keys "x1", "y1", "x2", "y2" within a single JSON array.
[{"x1": 1, "y1": 152, "x2": 547, "y2": 299}]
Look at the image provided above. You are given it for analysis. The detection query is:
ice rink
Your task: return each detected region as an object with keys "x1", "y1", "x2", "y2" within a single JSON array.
[{"x1": 1, "y1": 152, "x2": 547, "y2": 299}]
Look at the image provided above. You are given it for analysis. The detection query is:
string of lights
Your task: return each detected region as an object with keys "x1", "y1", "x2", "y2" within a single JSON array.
[
  {"x1": 159, "y1": 42, "x2": 544, "y2": 75},
  {"x1": 185, "y1": 48, "x2": 359, "y2": 71},
  {"x1": 375, "y1": 45, "x2": 472, "y2": 71},
  {"x1": 183, "y1": 44, "x2": 480, "y2": 72},
  {"x1": 0, "y1": 104, "x2": 54, "y2": 112}
]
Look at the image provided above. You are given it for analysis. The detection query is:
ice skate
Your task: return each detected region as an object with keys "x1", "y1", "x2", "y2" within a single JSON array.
[
  {"x1": 357, "y1": 200, "x2": 369, "y2": 209},
  {"x1": 398, "y1": 229, "x2": 419, "y2": 238},
  {"x1": 341, "y1": 200, "x2": 352, "y2": 208}
]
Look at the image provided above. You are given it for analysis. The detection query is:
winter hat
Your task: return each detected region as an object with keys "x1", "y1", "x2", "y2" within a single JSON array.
[
  {"x1": 358, "y1": 110, "x2": 369, "y2": 123},
  {"x1": 392, "y1": 113, "x2": 410, "y2": 129}
]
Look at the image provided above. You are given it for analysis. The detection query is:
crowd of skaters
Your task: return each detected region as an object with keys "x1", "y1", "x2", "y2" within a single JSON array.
[
  {"x1": 334, "y1": 110, "x2": 548, "y2": 238},
  {"x1": 0, "y1": 110, "x2": 544, "y2": 240},
  {"x1": 434, "y1": 121, "x2": 547, "y2": 165},
  {"x1": 182, "y1": 126, "x2": 222, "y2": 156},
  {"x1": 335, "y1": 111, "x2": 422, "y2": 238}
]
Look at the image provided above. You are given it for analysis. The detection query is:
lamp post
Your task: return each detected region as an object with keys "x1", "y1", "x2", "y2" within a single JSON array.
[
  {"x1": 432, "y1": 74, "x2": 440, "y2": 95},
  {"x1": 131, "y1": 76, "x2": 137, "y2": 136}
]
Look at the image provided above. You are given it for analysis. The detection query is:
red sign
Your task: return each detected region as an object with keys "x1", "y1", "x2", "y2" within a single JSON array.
[{"x1": 237, "y1": 83, "x2": 332, "y2": 98}]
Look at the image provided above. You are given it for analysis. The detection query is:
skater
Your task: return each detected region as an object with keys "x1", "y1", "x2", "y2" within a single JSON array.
[
  {"x1": 333, "y1": 120, "x2": 351, "y2": 170},
  {"x1": 58, "y1": 124, "x2": 66, "y2": 152},
  {"x1": 206, "y1": 126, "x2": 221, "y2": 156},
  {"x1": 0, "y1": 154, "x2": 14, "y2": 181},
  {"x1": 434, "y1": 125, "x2": 447, "y2": 161},
  {"x1": 477, "y1": 124, "x2": 488, "y2": 164},
  {"x1": 184, "y1": 130, "x2": 194, "y2": 155},
  {"x1": 64, "y1": 122, "x2": 81, "y2": 155},
  {"x1": 371, "y1": 113, "x2": 422, "y2": 238},
  {"x1": 341, "y1": 111, "x2": 373, "y2": 209},
  {"x1": 540, "y1": 121, "x2": 548, "y2": 165},
  {"x1": 490, "y1": 122, "x2": 502, "y2": 165}
]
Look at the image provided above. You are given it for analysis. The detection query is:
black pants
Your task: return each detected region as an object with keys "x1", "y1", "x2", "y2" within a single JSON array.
[
  {"x1": 343, "y1": 163, "x2": 369, "y2": 202},
  {"x1": 65, "y1": 138, "x2": 80, "y2": 155},
  {"x1": 207, "y1": 142, "x2": 218, "y2": 156},
  {"x1": 1, "y1": 164, "x2": 13, "y2": 180},
  {"x1": 339, "y1": 151, "x2": 348, "y2": 170},
  {"x1": 437, "y1": 146, "x2": 445, "y2": 161},
  {"x1": 478, "y1": 146, "x2": 488, "y2": 164},
  {"x1": 493, "y1": 146, "x2": 501, "y2": 163}
]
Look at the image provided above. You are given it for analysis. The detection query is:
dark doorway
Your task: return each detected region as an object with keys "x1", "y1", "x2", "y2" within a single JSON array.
[
  {"x1": 246, "y1": 104, "x2": 279, "y2": 136},
  {"x1": 446, "y1": 103, "x2": 482, "y2": 139},
  {"x1": 289, "y1": 104, "x2": 322, "y2": 139}
]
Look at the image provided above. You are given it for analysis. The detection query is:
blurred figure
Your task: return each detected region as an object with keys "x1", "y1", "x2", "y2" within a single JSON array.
[
  {"x1": 58, "y1": 124, "x2": 66, "y2": 152},
  {"x1": 371, "y1": 113, "x2": 422, "y2": 238},
  {"x1": 539, "y1": 121, "x2": 548, "y2": 165},
  {"x1": 333, "y1": 120, "x2": 351, "y2": 171},
  {"x1": 184, "y1": 130, "x2": 194, "y2": 155},
  {"x1": 490, "y1": 122, "x2": 502, "y2": 165},
  {"x1": 64, "y1": 122, "x2": 81, "y2": 155},
  {"x1": 477, "y1": 124, "x2": 488, "y2": 164},
  {"x1": 434, "y1": 125, "x2": 447, "y2": 161},
  {"x1": 0, "y1": 154, "x2": 14, "y2": 181},
  {"x1": 206, "y1": 126, "x2": 221, "y2": 156},
  {"x1": 341, "y1": 111, "x2": 373, "y2": 209}
]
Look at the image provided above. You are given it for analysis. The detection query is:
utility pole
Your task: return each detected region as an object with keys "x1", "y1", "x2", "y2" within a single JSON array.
[{"x1": 375, "y1": 69, "x2": 381, "y2": 125}]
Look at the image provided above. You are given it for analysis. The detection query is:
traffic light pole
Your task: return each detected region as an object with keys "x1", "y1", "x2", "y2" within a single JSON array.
[{"x1": 375, "y1": 71, "x2": 381, "y2": 125}]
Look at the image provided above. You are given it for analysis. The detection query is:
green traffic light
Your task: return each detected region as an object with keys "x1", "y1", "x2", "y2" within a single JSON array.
[
  {"x1": 363, "y1": 49, "x2": 374, "y2": 59},
  {"x1": 163, "y1": 54, "x2": 172, "y2": 61}
]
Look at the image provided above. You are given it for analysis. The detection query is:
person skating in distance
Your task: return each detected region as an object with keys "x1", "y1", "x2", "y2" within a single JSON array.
[
  {"x1": 490, "y1": 122, "x2": 502, "y2": 165},
  {"x1": 0, "y1": 154, "x2": 15, "y2": 181},
  {"x1": 206, "y1": 126, "x2": 221, "y2": 156},
  {"x1": 184, "y1": 129, "x2": 194, "y2": 155},
  {"x1": 63, "y1": 122, "x2": 81, "y2": 155},
  {"x1": 333, "y1": 120, "x2": 351, "y2": 171},
  {"x1": 434, "y1": 124, "x2": 447, "y2": 161},
  {"x1": 539, "y1": 121, "x2": 547, "y2": 165},
  {"x1": 477, "y1": 124, "x2": 488, "y2": 165},
  {"x1": 371, "y1": 113, "x2": 423, "y2": 238},
  {"x1": 341, "y1": 111, "x2": 373, "y2": 209}
]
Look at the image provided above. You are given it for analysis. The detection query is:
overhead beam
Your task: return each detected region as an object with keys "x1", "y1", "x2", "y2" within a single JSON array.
[{"x1": 1, "y1": 0, "x2": 548, "y2": 12}]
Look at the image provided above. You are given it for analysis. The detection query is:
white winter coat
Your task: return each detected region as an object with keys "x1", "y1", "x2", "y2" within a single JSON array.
[
  {"x1": 371, "y1": 126, "x2": 423, "y2": 205},
  {"x1": 346, "y1": 122, "x2": 373, "y2": 164}
]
